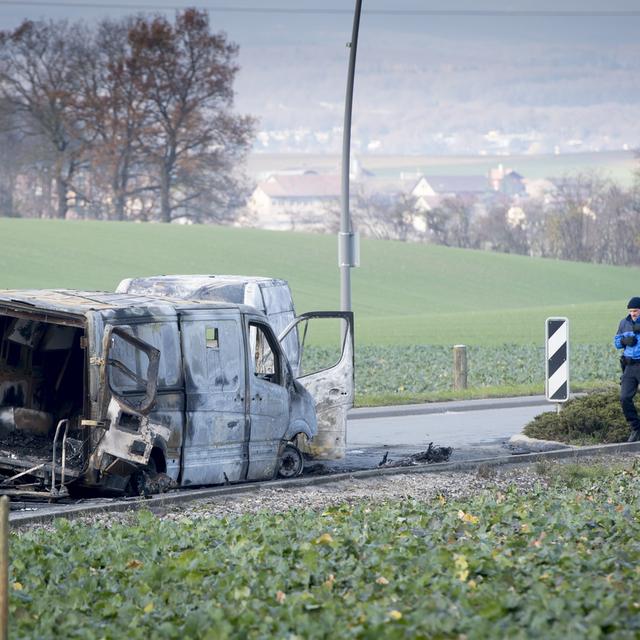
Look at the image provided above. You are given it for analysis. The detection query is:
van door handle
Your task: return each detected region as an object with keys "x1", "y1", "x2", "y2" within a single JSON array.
[
  {"x1": 227, "y1": 421, "x2": 238, "y2": 429},
  {"x1": 252, "y1": 394, "x2": 262, "y2": 402}
]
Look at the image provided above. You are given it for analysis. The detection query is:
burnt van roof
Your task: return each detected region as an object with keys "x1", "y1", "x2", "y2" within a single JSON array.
[
  {"x1": 0, "y1": 289, "x2": 255, "y2": 317},
  {"x1": 118, "y1": 275, "x2": 289, "y2": 301},
  {"x1": 121, "y1": 274, "x2": 288, "y2": 287}
]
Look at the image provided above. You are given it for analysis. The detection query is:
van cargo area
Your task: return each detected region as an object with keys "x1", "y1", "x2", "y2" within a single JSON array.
[{"x1": 0, "y1": 313, "x2": 86, "y2": 491}]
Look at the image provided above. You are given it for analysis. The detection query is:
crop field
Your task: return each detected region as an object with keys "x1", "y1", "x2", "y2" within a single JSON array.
[
  {"x1": 309, "y1": 343, "x2": 619, "y2": 400},
  {"x1": 0, "y1": 218, "x2": 634, "y2": 399},
  {"x1": 10, "y1": 462, "x2": 640, "y2": 638}
]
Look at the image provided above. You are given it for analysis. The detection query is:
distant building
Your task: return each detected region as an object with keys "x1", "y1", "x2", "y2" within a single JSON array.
[
  {"x1": 349, "y1": 155, "x2": 375, "y2": 181},
  {"x1": 248, "y1": 173, "x2": 341, "y2": 231},
  {"x1": 489, "y1": 164, "x2": 526, "y2": 196},
  {"x1": 410, "y1": 175, "x2": 490, "y2": 211},
  {"x1": 501, "y1": 171, "x2": 526, "y2": 196}
]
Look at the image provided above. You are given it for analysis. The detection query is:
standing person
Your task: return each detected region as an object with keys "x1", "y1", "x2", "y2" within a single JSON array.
[{"x1": 614, "y1": 297, "x2": 640, "y2": 442}]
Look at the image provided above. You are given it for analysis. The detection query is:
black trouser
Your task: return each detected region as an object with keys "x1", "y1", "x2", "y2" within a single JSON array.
[{"x1": 620, "y1": 364, "x2": 640, "y2": 430}]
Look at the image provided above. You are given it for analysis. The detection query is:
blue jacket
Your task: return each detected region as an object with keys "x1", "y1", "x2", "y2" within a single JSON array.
[{"x1": 614, "y1": 315, "x2": 640, "y2": 359}]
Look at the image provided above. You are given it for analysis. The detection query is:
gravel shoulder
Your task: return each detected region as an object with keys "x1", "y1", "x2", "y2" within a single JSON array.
[{"x1": 16, "y1": 452, "x2": 639, "y2": 532}]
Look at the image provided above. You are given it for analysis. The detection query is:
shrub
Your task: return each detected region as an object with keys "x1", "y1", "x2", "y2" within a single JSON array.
[{"x1": 523, "y1": 390, "x2": 630, "y2": 445}]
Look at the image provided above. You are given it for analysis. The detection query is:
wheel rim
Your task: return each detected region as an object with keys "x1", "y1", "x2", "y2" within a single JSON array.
[{"x1": 278, "y1": 444, "x2": 303, "y2": 478}]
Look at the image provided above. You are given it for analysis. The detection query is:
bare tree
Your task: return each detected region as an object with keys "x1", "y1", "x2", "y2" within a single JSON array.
[
  {"x1": 127, "y1": 9, "x2": 254, "y2": 223},
  {"x1": 474, "y1": 200, "x2": 523, "y2": 255},
  {"x1": 352, "y1": 190, "x2": 417, "y2": 241},
  {"x1": 426, "y1": 196, "x2": 475, "y2": 248},
  {"x1": 74, "y1": 18, "x2": 154, "y2": 221},
  {"x1": 592, "y1": 182, "x2": 640, "y2": 265},
  {"x1": 544, "y1": 174, "x2": 608, "y2": 262},
  {"x1": 0, "y1": 100, "x2": 24, "y2": 217},
  {"x1": 0, "y1": 20, "x2": 87, "y2": 219}
]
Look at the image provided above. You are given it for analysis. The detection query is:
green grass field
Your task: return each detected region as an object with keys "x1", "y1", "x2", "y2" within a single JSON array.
[{"x1": 0, "y1": 218, "x2": 636, "y2": 348}]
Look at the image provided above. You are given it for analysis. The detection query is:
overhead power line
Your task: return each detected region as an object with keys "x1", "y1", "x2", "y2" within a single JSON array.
[{"x1": 0, "y1": 2, "x2": 639, "y2": 17}]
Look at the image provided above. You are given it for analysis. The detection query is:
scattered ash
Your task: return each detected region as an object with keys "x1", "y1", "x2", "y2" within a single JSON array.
[
  {"x1": 0, "y1": 431, "x2": 54, "y2": 460},
  {"x1": 0, "y1": 431, "x2": 83, "y2": 468}
]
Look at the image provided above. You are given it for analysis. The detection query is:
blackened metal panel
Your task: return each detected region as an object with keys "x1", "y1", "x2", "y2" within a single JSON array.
[
  {"x1": 92, "y1": 309, "x2": 184, "y2": 481},
  {"x1": 244, "y1": 318, "x2": 290, "y2": 481},
  {"x1": 178, "y1": 309, "x2": 248, "y2": 486}
]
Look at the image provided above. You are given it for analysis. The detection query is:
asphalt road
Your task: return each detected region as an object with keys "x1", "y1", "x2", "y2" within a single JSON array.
[{"x1": 320, "y1": 395, "x2": 557, "y2": 471}]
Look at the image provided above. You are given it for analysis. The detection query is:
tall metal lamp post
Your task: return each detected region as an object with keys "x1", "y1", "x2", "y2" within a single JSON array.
[{"x1": 339, "y1": 0, "x2": 362, "y2": 311}]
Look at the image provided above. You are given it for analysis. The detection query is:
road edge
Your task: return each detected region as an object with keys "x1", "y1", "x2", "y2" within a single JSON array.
[{"x1": 350, "y1": 395, "x2": 553, "y2": 420}]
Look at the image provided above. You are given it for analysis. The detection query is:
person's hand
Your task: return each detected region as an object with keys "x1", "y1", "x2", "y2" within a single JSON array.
[{"x1": 622, "y1": 335, "x2": 638, "y2": 346}]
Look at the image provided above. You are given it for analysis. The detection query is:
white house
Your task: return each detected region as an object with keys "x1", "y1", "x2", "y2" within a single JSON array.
[
  {"x1": 248, "y1": 173, "x2": 341, "y2": 231},
  {"x1": 410, "y1": 175, "x2": 490, "y2": 211}
]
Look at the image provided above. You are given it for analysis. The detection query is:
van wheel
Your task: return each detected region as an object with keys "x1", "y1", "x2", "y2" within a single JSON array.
[
  {"x1": 126, "y1": 470, "x2": 146, "y2": 497},
  {"x1": 278, "y1": 443, "x2": 304, "y2": 479},
  {"x1": 126, "y1": 457, "x2": 158, "y2": 496}
]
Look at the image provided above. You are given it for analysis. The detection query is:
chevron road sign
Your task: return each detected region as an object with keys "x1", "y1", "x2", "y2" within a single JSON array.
[{"x1": 545, "y1": 317, "x2": 569, "y2": 402}]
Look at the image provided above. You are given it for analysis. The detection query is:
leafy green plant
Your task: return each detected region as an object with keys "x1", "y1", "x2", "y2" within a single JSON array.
[{"x1": 9, "y1": 462, "x2": 640, "y2": 638}]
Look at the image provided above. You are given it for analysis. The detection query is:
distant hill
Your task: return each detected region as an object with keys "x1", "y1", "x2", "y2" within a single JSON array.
[
  {"x1": 236, "y1": 15, "x2": 640, "y2": 156},
  {"x1": 0, "y1": 218, "x2": 633, "y2": 346}
]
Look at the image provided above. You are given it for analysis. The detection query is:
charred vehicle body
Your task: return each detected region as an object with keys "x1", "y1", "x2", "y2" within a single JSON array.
[
  {"x1": 0, "y1": 290, "x2": 353, "y2": 498},
  {"x1": 116, "y1": 275, "x2": 353, "y2": 459}
]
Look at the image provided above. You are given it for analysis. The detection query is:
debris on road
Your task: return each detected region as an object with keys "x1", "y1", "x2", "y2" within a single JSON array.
[{"x1": 379, "y1": 442, "x2": 453, "y2": 467}]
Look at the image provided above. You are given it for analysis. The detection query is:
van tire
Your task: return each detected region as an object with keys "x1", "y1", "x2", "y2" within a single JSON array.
[
  {"x1": 277, "y1": 443, "x2": 304, "y2": 479},
  {"x1": 126, "y1": 456, "x2": 158, "y2": 496}
]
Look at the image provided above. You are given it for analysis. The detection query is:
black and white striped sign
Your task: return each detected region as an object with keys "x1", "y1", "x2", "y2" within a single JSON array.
[{"x1": 545, "y1": 317, "x2": 569, "y2": 402}]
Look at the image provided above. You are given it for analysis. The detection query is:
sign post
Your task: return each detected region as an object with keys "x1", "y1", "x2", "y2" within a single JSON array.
[{"x1": 545, "y1": 317, "x2": 569, "y2": 406}]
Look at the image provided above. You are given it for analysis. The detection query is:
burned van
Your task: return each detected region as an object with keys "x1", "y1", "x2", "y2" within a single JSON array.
[
  {"x1": 0, "y1": 290, "x2": 353, "y2": 498},
  {"x1": 116, "y1": 275, "x2": 352, "y2": 460}
]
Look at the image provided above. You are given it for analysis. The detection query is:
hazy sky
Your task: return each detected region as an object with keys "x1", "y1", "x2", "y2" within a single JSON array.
[
  {"x1": 2, "y1": 1, "x2": 639, "y2": 41},
  {"x1": 1, "y1": 1, "x2": 639, "y2": 155}
]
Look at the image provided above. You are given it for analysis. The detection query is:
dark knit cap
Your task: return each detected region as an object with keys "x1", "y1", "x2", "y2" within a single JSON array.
[{"x1": 628, "y1": 297, "x2": 640, "y2": 309}]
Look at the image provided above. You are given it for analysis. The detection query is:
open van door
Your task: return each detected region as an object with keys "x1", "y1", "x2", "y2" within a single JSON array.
[
  {"x1": 279, "y1": 312, "x2": 354, "y2": 459},
  {"x1": 94, "y1": 324, "x2": 164, "y2": 468}
]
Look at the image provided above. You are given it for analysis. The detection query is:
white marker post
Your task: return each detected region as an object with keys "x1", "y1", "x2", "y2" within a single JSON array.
[{"x1": 545, "y1": 317, "x2": 569, "y2": 409}]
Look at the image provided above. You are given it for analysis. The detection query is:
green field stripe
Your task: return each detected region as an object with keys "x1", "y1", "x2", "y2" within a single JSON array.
[{"x1": 0, "y1": 218, "x2": 636, "y2": 346}]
